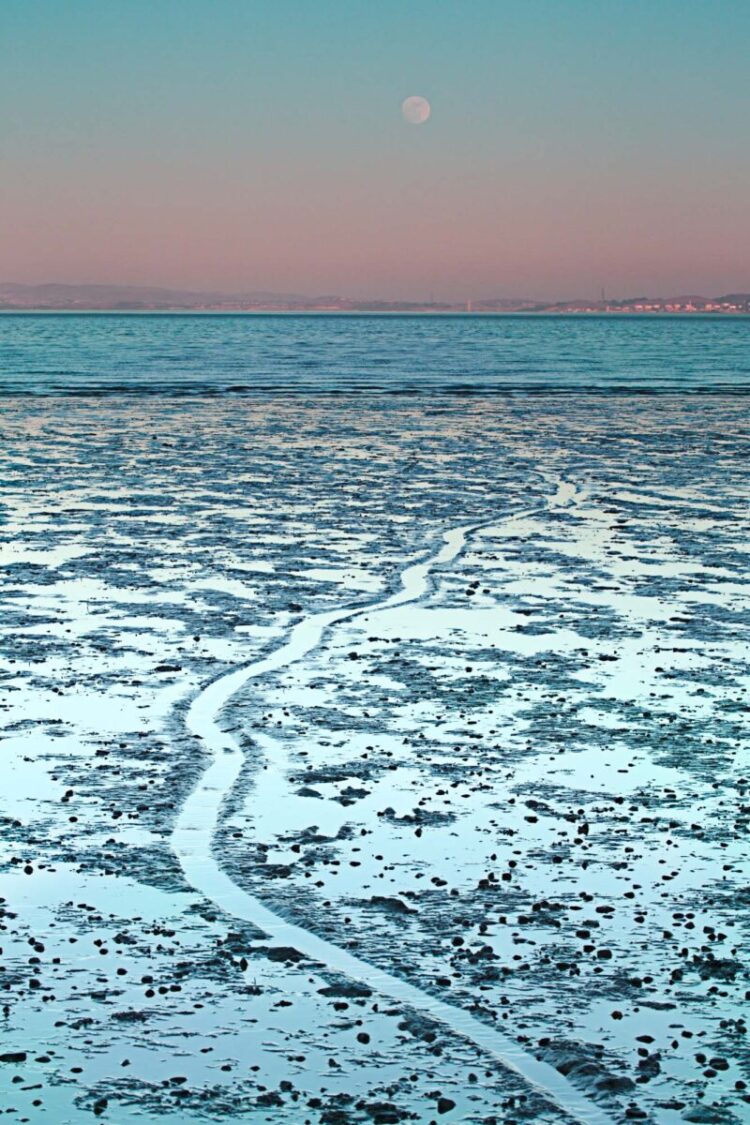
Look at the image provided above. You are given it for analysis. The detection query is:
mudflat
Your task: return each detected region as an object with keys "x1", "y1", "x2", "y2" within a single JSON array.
[{"x1": 1, "y1": 394, "x2": 748, "y2": 1124}]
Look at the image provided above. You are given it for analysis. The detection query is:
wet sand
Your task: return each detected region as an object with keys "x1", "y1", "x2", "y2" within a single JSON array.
[{"x1": 0, "y1": 395, "x2": 748, "y2": 1124}]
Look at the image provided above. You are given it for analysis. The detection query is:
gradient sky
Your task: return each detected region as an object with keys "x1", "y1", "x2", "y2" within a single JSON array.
[{"x1": 2, "y1": 0, "x2": 749, "y2": 299}]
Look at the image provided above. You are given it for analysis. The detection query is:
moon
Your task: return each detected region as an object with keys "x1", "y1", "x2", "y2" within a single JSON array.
[{"x1": 401, "y1": 95, "x2": 431, "y2": 125}]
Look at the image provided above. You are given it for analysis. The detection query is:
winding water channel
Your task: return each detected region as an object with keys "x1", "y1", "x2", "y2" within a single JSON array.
[{"x1": 171, "y1": 494, "x2": 612, "y2": 1125}]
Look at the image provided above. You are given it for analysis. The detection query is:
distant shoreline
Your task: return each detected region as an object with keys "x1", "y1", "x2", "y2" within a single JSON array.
[
  {"x1": 2, "y1": 308, "x2": 750, "y2": 318},
  {"x1": 3, "y1": 283, "x2": 748, "y2": 316}
]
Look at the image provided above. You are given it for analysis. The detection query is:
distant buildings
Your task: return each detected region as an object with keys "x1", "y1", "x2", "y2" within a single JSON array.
[{"x1": 523, "y1": 294, "x2": 750, "y2": 315}]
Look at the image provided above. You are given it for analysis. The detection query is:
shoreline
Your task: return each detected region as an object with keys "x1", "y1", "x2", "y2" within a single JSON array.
[{"x1": 2, "y1": 308, "x2": 750, "y2": 317}]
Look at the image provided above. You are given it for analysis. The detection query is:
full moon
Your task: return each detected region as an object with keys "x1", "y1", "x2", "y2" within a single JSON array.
[{"x1": 401, "y1": 95, "x2": 431, "y2": 125}]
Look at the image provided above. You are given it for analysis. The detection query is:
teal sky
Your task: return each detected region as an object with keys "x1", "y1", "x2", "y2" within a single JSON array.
[{"x1": 2, "y1": 0, "x2": 749, "y2": 299}]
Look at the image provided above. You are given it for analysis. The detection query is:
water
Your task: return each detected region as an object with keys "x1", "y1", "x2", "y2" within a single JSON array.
[{"x1": 1, "y1": 312, "x2": 748, "y2": 394}]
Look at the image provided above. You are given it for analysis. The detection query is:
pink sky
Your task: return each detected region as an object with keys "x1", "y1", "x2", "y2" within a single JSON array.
[{"x1": 2, "y1": 1, "x2": 749, "y2": 300}]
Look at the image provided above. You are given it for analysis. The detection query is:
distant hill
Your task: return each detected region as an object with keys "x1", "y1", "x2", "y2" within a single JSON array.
[{"x1": 0, "y1": 283, "x2": 314, "y2": 310}]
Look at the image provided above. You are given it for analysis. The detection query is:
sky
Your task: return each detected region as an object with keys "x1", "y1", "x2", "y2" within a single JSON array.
[{"x1": 2, "y1": 0, "x2": 749, "y2": 300}]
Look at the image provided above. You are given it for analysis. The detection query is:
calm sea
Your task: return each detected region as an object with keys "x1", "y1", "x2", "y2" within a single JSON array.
[{"x1": 1, "y1": 313, "x2": 748, "y2": 395}]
